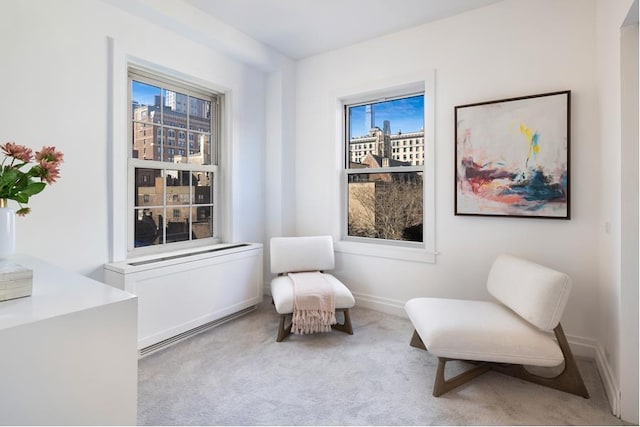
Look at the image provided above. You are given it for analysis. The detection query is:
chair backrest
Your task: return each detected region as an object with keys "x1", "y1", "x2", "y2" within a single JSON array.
[
  {"x1": 270, "y1": 236, "x2": 335, "y2": 274},
  {"x1": 487, "y1": 254, "x2": 572, "y2": 331}
]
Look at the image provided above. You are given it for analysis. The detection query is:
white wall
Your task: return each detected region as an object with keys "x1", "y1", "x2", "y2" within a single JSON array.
[
  {"x1": 596, "y1": 0, "x2": 638, "y2": 422},
  {"x1": 294, "y1": 0, "x2": 638, "y2": 419},
  {"x1": 0, "y1": 0, "x2": 274, "y2": 280},
  {"x1": 295, "y1": 0, "x2": 600, "y2": 337},
  {"x1": 264, "y1": 65, "x2": 297, "y2": 280},
  {"x1": 618, "y1": 17, "x2": 638, "y2": 423}
]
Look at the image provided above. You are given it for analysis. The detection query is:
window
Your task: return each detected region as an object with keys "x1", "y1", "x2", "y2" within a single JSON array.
[
  {"x1": 345, "y1": 93, "x2": 424, "y2": 244},
  {"x1": 128, "y1": 68, "x2": 220, "y2": 253}
]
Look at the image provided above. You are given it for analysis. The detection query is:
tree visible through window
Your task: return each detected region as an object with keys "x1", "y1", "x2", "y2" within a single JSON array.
[
  {"x1": 345, "y1": 94, "x2": 425, "y2": 242},
  {"x1": 129, "y1": 69, "x2": 220, "y2": 252}
]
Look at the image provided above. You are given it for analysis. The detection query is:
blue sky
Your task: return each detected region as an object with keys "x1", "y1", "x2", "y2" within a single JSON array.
[
  {"x1": 349, "y1": 95, "x2": 424, "y2": 138},
  {"x1": 134, "y1": 81, "x2": 424, "y2": 138},
  {"x1": 132, "y1": 81, "x2": 161, "y2": 106}
]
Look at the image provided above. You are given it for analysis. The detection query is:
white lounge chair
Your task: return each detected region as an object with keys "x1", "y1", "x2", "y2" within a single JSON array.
[
  {"x1": 270, "y1": 236, "x2": 356, "y2": 342},
  {"x1": 405, "y1": 254, "x2": 589, "y2": 398}
]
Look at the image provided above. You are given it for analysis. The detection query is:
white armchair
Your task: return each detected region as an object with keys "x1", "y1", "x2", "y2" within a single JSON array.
[
  {"x1": 405, "y1": 254, "x2": 589, "y2": 398},
  {"x1": 270, "y1": 236, "x2": 355, "y2": 342}
]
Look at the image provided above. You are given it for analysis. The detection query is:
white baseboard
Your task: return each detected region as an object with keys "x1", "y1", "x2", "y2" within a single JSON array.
[
  {"x1": 593, "y1": 342, "x2": 621, "y2": 418},
  {"x1": 263, "y1": 282, "x2": 272, "y2": 297},
  {"x1": 565, "y1": 334, "x2": 620, "y2": 418},
  {"x1": 351, "y1": 291, "x2": 407, "y2": 317},
  {"x1": 264, "y1": 286, "x2": 621, "y2": 418}
]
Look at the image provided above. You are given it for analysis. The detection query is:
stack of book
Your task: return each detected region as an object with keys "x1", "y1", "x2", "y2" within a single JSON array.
[{"x1": 0, "y1": 262, "x2": 33, "y2": 302}]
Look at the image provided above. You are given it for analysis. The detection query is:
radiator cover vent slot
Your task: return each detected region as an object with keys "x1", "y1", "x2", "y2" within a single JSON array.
[
  {"x1": 128, "y1": 243, "x2": 250, "y2": 266},
  {"x1": 139, "y1": 305, "x2": 256, "y2": 357}
]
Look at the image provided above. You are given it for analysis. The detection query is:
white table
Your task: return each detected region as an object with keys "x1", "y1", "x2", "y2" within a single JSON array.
[{"x1": 0, "y1": 255, "x2": 138, "y2": 425}]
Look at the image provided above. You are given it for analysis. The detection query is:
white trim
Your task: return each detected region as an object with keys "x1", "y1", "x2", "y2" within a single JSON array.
[
  {"x1": 561, "y1": 331, "x2": 620, "y2": 417},
  {"x1": 351, "y1": 291, "x2": 407, "y2": 317},
  {"x1": 108, "y1": 41, "x2": 233, "y2": 262},
  {"x1": 335, "y1": 240, "x2": 436, "y2": 263},
  {"x1": 559, "y1": 336, "x2": 621, "y2": 418},
  {"x1": 220, "y1": 90, "x2": 233, "y2": 243},
  {"x1": 594, "y1": 341, "x2": 621, "y2": 418},
  {"x1": 108, "y1": 37, "x2": 128, "y2": 262}
]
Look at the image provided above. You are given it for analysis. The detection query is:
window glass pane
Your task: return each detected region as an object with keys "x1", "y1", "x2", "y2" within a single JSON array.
[
  {"x1": 189, "y1": 97, "x2": 211, "y2": 131},
  {"x1": 166, "y1": 210, "x2": 190, "y2": 243},
  {"x1": 162, "y1": 90, "x2": 187, "y2": 133},
  {"x1": 132, "y1": 82, "x2": 162, "y2": 159},
  {"x1": 132, "y1": 122, "x2": 149, "y2": 160},
  {"x1": 194, "y1": 172, "x2": 213, "y2": 204},
  {"x1": 135, "y1": 168, "x2": 162, "y2": 207},
  {"x1": 162, "y1": 130, "x2": 176, "y2": 162},
  {"x1": 165, "y1": 170, "x2": 191, "y2": 205},
  {"x1": 164, "y1": 90, "x2": 188, "y2": 116},
  {"x1": 192, "y1": 206, "x2": 213, "y2": 240},
  {"x1": 348, "y1": 94, "x2": 424, "y2": 167},
  {"x1": 132, "y1": 81, "x2": 161, "y2": 115},
  {"x1": 188, "y1": 133, "x2": 210, "y2": 165},
  {"x1": 347, "y1": 172, "x2": 423, "y2": 242},
  {"x1": 134, "y1": 208, "x2": 163, "y2": 248}
]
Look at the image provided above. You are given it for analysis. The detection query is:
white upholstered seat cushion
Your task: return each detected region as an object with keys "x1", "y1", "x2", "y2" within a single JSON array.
[
  {"x1": 405, "y1": 297, "x2": 564, "y2": 367},
  {"x1": 271, "y1": 273, "x2": 356, "y2": 314}
]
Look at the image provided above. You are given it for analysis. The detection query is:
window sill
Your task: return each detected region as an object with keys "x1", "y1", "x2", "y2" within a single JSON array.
[{"x1": 334, "y1": 239, "x2": 436, "y2": 264}]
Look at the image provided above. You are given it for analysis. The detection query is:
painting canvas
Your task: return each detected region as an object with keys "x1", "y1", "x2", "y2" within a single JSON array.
[{"x1": 455, "y1": 91, "x2": 570, "y2": 219}]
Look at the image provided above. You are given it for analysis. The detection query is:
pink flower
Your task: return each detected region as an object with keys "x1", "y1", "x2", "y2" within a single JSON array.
[
  {"x1": 34, "y1": 146, "x2": 64, "y2": 184},
  {"x1": 0, "y1": 142, "x2": 64, "y2": 215},
  {"x1": 35, "y1": 146, "x2": 64, "y2": 164},
  {"x1": 1, "y1": 142, "x2": 33, "y2": 163},
  {"x1": 38, "y1": 160, "x2": 61, "y2": 184}
]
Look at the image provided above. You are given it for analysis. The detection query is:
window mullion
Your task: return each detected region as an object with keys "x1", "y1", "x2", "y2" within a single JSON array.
[
  {"x1": 130, "y1": 158, "x2": 214, "y2": 172},
  {"x1": 186, "y1": 94, "x2": 190, "y2": 164},
  {"x1": 346, "y1": 166, "x2": 423, "y2": 175}
]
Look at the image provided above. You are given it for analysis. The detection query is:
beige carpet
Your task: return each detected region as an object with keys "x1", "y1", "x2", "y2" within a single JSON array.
[{"x1": 138, "y1": 298, "x2": 622, "y2": 425}]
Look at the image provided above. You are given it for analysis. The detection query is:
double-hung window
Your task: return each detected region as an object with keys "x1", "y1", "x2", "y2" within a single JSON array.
[
  {"x1": 344, "y1": 92, "x2": 425, "y2": 244},
  {"x1": 128, "y1": 68, "x2": 221, "y2": 254}
]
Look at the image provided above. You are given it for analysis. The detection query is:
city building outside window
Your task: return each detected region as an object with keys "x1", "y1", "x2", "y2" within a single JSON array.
[
  {"x1": 128, "y1": 68, "x2": 221, "y2": 253},
  {"x1": 345, "y1": 93, "x2": 425, "y2": 244}
]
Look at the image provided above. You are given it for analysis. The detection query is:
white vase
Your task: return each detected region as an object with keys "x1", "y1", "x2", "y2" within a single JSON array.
[{"x1": 0, "y1": 199, "x2": 16, "y2": 258}]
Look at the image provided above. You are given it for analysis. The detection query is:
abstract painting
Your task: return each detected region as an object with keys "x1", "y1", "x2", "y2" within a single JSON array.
[{"x1": 455, "y1": 91, "x2": 570, "y2": 219}]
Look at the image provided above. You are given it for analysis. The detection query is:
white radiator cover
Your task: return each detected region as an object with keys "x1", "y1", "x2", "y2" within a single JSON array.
[{"x1": 104, "y1": 243, "x2": 263, "y2": 349}]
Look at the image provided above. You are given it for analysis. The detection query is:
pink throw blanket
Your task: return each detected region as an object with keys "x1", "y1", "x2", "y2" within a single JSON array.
[{"x1": 290, "y1": 272, "x2": 336, "y2": 335}]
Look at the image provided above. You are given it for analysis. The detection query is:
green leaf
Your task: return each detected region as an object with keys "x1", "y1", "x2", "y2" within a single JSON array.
[
  {"x1": 21, "y1": 182, "x2": 46, "y2": 197},
  {"x1": 0, "y1": 168, "x2": 19, "y2": 186},
  {"x1": 13, "y1": 193, "x2": 29, "y2": 204},
  {"x1": 12, "y1": 162, "x2": 29, "y2": 170},
  {"x1": 0, "y1": 168, "x2": 21, "y2": 196}
]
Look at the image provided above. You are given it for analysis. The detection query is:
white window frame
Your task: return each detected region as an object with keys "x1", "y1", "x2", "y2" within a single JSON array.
[
  {"x1": 126, "y1": 67, "x2": 223, "y2": 257},
  {"x1": 335, "y1": 74, "x2": 436, "y2": 263}
]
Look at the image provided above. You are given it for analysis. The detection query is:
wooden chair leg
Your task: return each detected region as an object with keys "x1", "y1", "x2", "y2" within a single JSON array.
[
  {"x1": 490, "y1": 323, "x2": 589, "y2": 398},
  {"x1": 279, "y1": 309, "x2": 353, "y2": 341},
  {"x1": 276, "y1": 314, "x2": 292, "y2": 342},
  {"x1": 408, "y1": 331, "x2": 491, "y2": 396},
  {"x1": 331, "y1": 308, "x2": 354, "y2": 335},
  {"x1": 433, "y1": 358, "x2": 491, "y2": 397},
  {"x1": 409, "y1": 324, "x2": 589, "y2": 398},
  {"x1": 410, "y1": 329, "x2": 427, "y2": 350}
]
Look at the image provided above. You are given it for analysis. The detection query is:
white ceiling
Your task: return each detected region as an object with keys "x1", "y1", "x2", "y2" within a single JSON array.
[{"x1": 184, "y1": 0, "x2": 503, "y2": 59}]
